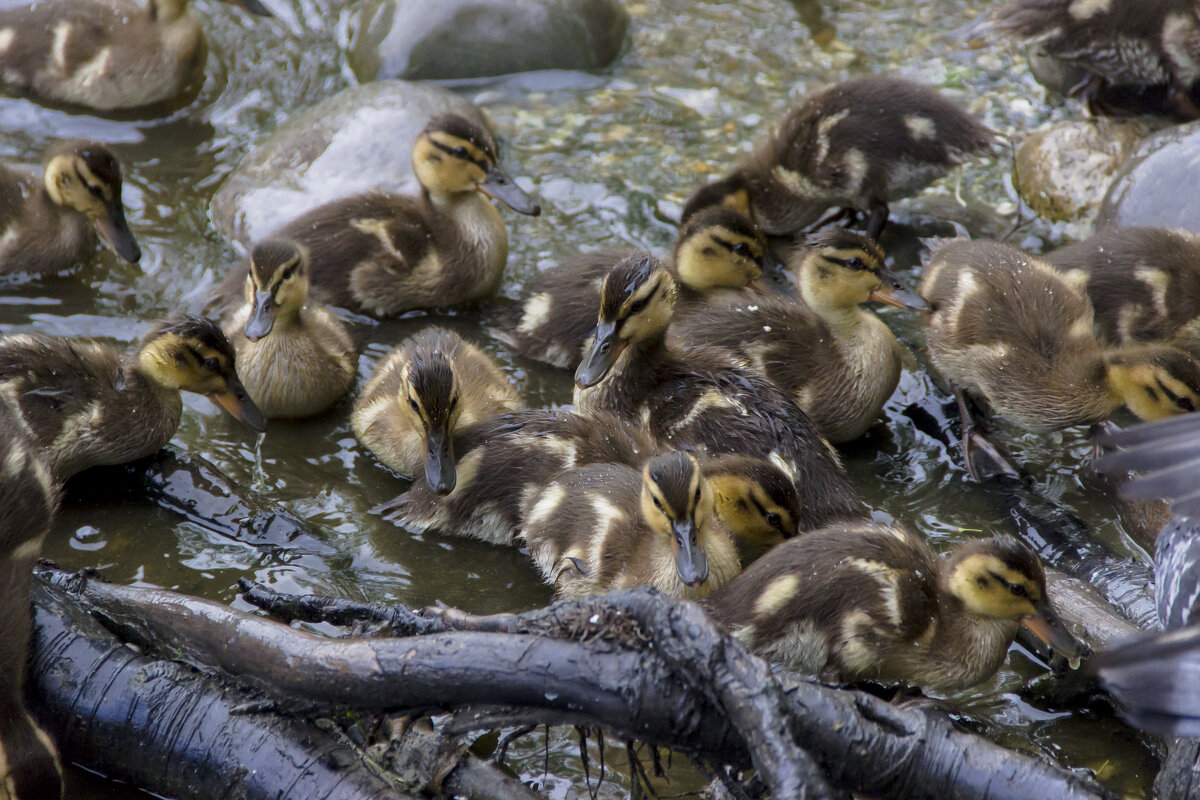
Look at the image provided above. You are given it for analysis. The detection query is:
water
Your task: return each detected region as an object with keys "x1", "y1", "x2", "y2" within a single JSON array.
[{"x1": 0, "y1": 0, "x2": 1160, "y2": 796}]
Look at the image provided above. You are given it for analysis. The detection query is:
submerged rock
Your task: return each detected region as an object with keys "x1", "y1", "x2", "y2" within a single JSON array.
[
  {"x1": 347, "y1": 0, "x2": 629, "y2": 82},
  {"x1": 1100, "y1": 120, "x2": 1200, "y2": 234},
  {"x1": 212, "y1": 81, "x2": 484, "y2": 245}
]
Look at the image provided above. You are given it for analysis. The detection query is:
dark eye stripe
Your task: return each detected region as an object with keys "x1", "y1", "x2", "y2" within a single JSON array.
[
  {"x1": 712, "y1": 235, "x2": 759, "y2": 256},
  {"x1": 824, "y1": 254, "x2": 873, "y2": 271},
  {"x1": 749, "y1": 495, "x2": 770, "y2": 518},
  {"x1": 430, "y1": 139, "x2": 491, "y2": 172}
]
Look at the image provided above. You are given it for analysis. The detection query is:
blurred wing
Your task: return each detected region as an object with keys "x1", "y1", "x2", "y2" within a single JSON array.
[
  {"x1": 1096, "y1": 626, "x2": 1200, "y2": 739},
  {"x1": 1157, "y1": 517, "x2": 1200, "y2": 630}
]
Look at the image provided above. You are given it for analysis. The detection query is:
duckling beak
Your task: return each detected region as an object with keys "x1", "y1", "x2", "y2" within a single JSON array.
[
  {"x1": 1022, "y1": 600, "x2": 1083, "y2": 664},
  {"x1": 93, "y1": 202, "x2": 142, "y2": 264},
  {"x1": 244, "y1": 289, "x2": 278, "y2": 342},
  {"x1": 575, "y1": 321, "x2": 623, "y2": 388},
  {"x1": 223, "y1": 0, "x2": 273, "y2": 16},
  {"x1": 672, "y1": 520, "x2": 709, "y2": 587},
  {"x1": 869, "y1": 270, "x2": 929, "y2": 311},
  {"x1": 211, "y1": 377, "x2": 267, "y2": 433},
  {"x1": 424, "y1": 425, "x2": 456, "y2": 496},
  {"x1": 479, "y1": 165, "x2": 541, "y2": 216}
]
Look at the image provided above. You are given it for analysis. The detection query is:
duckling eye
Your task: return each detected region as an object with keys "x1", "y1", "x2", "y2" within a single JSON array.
[
  {"x1": 453, "y1": 146, "x2": 469, "y2": 158},
  {"x1": 408, "y1": 398, "x2": 421, "y2": 413},
  {"x1": 628, "y1": 297, "x2": 649, "y2": 314},
  {"x1": 1178, "y1": 397, "x2": 1196, "y2": 412},
  {"x1": 732, "y1": 243, "x2": 751, "y2": 257},
  {"x1": 652, "y1": 496, "x2": 664, "y2": 512},
  {"x1": 694, "y1": 485, "x2": 701, "y2": 503},
  {"x1": 1009, "y1": 583, "x2": 1027, "y2": 598},
  {"x1": 449, "y1": 396, "x2": 459, "y2": 412},
  {"x1": 203, "y1": 357, "x2": 220, "y2": 372},
  {"x1": 846, "y1": 257, "x2": 865, "y2": 270},
  {"x1": 766, "y1": 512, "x2": 782, "y2": 528},
  {"x1": 86, "y1": 183, "x2": 104, "y2": 199}
]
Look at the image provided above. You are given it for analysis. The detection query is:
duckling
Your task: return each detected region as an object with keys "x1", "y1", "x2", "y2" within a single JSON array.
[
  {"x1": 703, "y1": 453, "x2": 801, "y2": 546},
  {"x1": 211, "y1": 114, "x2": 541, "y2": 318},
  {"x1": 0, "y1": 0, "x2": 270, "y2": 112},
  {"x1": 488, "y1": 206, "x2": 765, "y2": 370},
  {"x1": 0, "y1": 140, "x2": 140, "y2": 274},
  {"x1": 376, "y1": 408, "x2": 656, "y2": 545},
  {"x1": 682, "y1": 77, "x2": 996, "y2": 240},
  {"x1": 573, "y1": 253, "x2": 866, "y2": 530},
  {"x1": 0, "y1": 314, "x2": 265, "y2": 483},
  {"x1": 0, "y1": 397, "x2": 64, "y2": 800},
  {"x1": 920, "y1": 239, "x2": 1200, "y2": 432},
  {"x1": 701, "y1": 524, "x2": 1082, "y2": 691},
  {"x1": 522, "y1": 450, "x2": 741, "y2": 599},
  {"x1": 223, "y1": 238, "x2": 355, "y2": 419},
  {"x1": 351, "y1": 327, "x2": 523, "y2": 495},
  {"x1": 671, "y1": 229, "x2": 928, "y2": 443},
  {"x1": 1044, "y1": 227, "x2": 1200, "y2": 359},
  {"x1": 986, "y1": 0, "x2": 1200, "y2": 119}
]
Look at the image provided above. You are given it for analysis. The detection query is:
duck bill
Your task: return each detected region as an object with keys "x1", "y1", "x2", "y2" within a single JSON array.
[
  {"x1": 210, "y1": 378, "x2": 267, "y2": 433},
  {"x1": 93, "y1": 202, "x2": 142, "y2": 264},
  {"x1": 223, "y1": 0, "x2": 273, "y2": 16},
  {"x1": 672, "y1": 520, "x2": 709, "y2": 587},
  {"x1": 1022, "y1": 601, "x2": 1083, "y2": 662},
  {"x1": 575, "y1": 321, "x2": 624, "y2": 389},
  {"x1": 423, "y1": 425, "x2": 456, "y2": 496},
  {"x1": 479, "y1": 165, "x2": 541, "y2": 216},
  {"x1": 870, "y1": 269, "x2": 929, "y2": 311},
  {"x1": 243, "y1": 290, "x2": 278, "y2": 342}
]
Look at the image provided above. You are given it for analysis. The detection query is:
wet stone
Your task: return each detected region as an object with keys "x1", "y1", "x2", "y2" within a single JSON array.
[
  {"x1": 347, "y1": 0, "x2": 630, "y2": 83},
  {"x1": 211, "y1": 81, "x2": 485, "y2": 245},
  {"x1": 1099, "y1": 120, "x2": 1200, "y2": 234}
]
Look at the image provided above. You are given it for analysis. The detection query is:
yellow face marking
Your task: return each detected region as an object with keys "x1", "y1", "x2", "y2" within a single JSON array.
[{"x1": 754, "y1": 574, "x2": 800, "y2": 616}]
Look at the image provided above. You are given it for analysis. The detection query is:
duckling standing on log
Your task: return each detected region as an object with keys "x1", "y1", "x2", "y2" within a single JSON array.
[
  {"x1": 0, "y1": 397, "x2": 64, "y2": 799},
  {"x1": 920, "y1": 239, "x2": 1200, "y2": 434},
  {"x1": 672, "y1": 229, "x2": 927, "y2": 443},
  {"x1": 681, "y1": 77, "x2": 996, "y2": 240},
  {"x1": 352, "y1": 328, "x2": 523, "y2": 496},
  {"x1": 0, "y1": 0, "x2": 271, "y2": 112},
  {"x1": 211, "y1": 114, "x2": 541, "y2": 318},
  {"x1": 1, "y1": 140, "x2": 141, "y2": 274},
  {"x1": 489, "y1": 206, "x2": 765, "y2": 370},
  {"x1": 573, "y1": 253, "x2": 866, "y2": 530},
  {"x1": 522, "y1": 451, "x2": 741, "y2": 599},
  {"x1": 0, "y1": 315, "x2": 265, "y2": 483},
  {"x1": 702, "y1": 524, "x2": 1082, "y2": 691},
  {"x1": 223, "y1": 239, "x2": 355, "y2": 419}
]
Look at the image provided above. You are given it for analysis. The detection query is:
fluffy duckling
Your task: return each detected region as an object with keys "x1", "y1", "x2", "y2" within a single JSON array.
[
  {"x1": 522, "y1": 451, "x2": 741, "y2": 599},
  {"x1": 377, "y1": 408, "x2": 656, "y2": 545},
  {"x1": 223, "y1": 239, "x2": 355, "y2": 419},
  {"x1": 489, "y1": 206, "x2": 765, "y2": 370},
  {"x1": 682, "y1": 77, "x2": 996, "y2": 240},
  {"x1": 702, "y1": 524, "x2": 1082, "y2": 691},
  {"x1": 986, "y1": 0, "x2": 1200, "y2": 119},
  {"x1": 920, "y1": 239, "x2": 1200, "y2": 432},
  {"x1": 672, "y1": 229, "x2": 927, "y2": 443},
  {"x1": 211, "y1": 114, "x2": 540, "y2": 318},
  {"x1": 351, "y1": 328, "x2": 523, "y2": 495},
  {"x1": 0, "y1": 0, "x2": 270, "y2": 112},
  {"x1": 0, "y1": 397, "x2": 64, "y2": 799},
  {"x1": 0, "y1": 315, "x2": 264, "y2": 483},
  {"x1": 1044, "y1": 227, "x2": 1200, "y2": 359},
  {"x1": 1, "y1": 140, "x2": 140, "y2": 274},
  {"x1": 704, "y1": 453, "x2": 801, "y2": 546},
  {"x1": 573, "y1": 253, "x2": 865, "y2": 530}
]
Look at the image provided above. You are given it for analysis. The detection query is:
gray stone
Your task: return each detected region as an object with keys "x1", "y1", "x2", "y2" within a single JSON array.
[
  {"x1": 212, "y1": 81, "x2": 485, "y2": 245},
  {"x1": 1099, "y1": 120, "x2": 1200, "y2": 234},
  {"x1": 1016, "y1": 119, "x2": 1156, "y2": 225},
  {"x1": 347, "y1": 0, "x2": 629, "y2": 83}
]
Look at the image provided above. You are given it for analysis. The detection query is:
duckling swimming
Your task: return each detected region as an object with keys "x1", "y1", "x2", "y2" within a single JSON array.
[
  {"x1": 672, "y1": 229, "x2": 927, "y2": 443},
  {"x1": 489, "y1": 206, "x2": 765, "y2": 370},
  {"x1": 211, "y1": 114, "x2": 540, "y2": 318},
  {"x1": 0, "y1": 0, "x2": 271, "y2": 112},
  {"x1": 573, "y1": 253, "x2": 865, "y2": 530},
  {"x1": 1, "y1": 140, "x2": 140, "y2": 274},
  {"x1": 522, "y1": 450, "x2": 741, "y2": 599},
  {"x1": 223, "y1": 239, "x2": 355, "y2": 419},
  {"x1": 351, "y1": 327, "x2": 523, "y2": 495},
  {"x1": 702, "y1": 524, "x2": 1081, "y2": 691},
  {"x1": 0, "y1": 314, "x2": 264, "y2": 482},
  {"x1": 682, "y1": 77, "x2": 996, "y2": 239},
  {"x1": 920, "y1": 239, "x2": 1200, "y2": 432}
]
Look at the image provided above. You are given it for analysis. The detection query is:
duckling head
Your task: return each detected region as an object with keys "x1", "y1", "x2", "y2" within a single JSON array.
[
  {"x1": 411, "y1": 114, "x2": 540, "y2": 216},
  {"x1": 42, "y1": 141, "x2": 141, "y2": 264},
  {"x1": 679, "y1": 171, "x2": 754, "y2": 226},
  {"x1": 794, "y1": 229, "x2": 927, "y2": 315},
  {"x1": 575, "y1": 254, "x2": 678, "y2": 388},
  {"x1": 703, "y1": 454, "x2": 800, "y2": 545},
  {"x1": 137, "y1": 315, "x2": 266, "y2": 432},
  {"x1": 672, "y1": 207, "x2": 766, "y2": 292},
  {"x1": 242, "y1": 239, "x2": 309, "y2": 341},
  {"x1": 1104, "y1": 345, "x2": 1200, "y2": 422},
  {"x1": 639, "y1": 451, "x2": 717, "y2": 588},
  {"x1": 397, "y1": 349, "x2": 461, "y2": 496},
  {"x1": 946, "y1": 535, "x2": 1081, "y2": 661}
]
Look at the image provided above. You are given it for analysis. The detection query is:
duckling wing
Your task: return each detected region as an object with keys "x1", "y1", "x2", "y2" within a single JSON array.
[{"x1": 0, "y1": 1, "x2": 114, "y2": 92}]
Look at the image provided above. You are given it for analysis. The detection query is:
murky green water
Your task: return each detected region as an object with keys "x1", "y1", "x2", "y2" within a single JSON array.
[{"x1": 0, "y1": 0, "x2": 1163, "y2": 796}]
